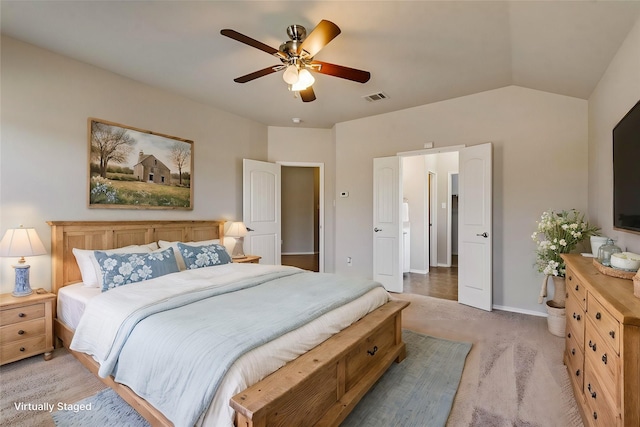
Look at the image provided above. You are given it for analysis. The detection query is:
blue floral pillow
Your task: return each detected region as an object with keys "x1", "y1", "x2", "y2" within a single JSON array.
[
  {"x1": 94, "y1": 247, "x2": 179, "y2": 292},
  {"x1": 177, "y1": 243, "x2": 231, "y2": 269}
]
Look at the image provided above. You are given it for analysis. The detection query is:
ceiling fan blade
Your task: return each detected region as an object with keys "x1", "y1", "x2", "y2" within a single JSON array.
[
  {"x1": 311, "y1": 61, "x2": 371, "y2": 83},
  {"x1": 299, "y1": 20, "x2": 341, "y2": 57},
  {"x1": 221, "y1": 29, "x2": 285, "y2": 59},
  {"x1": 234, "y1": 66, "x2": 280, "y2": 83},
  {"x1": 299, "y1": 86, "x2": 316, "y2": 102}
]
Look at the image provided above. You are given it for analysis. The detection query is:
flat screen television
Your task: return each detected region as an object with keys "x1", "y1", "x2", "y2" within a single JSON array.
[{"x1": 613, "y1": 99, "x2": 640, "y2": 234}]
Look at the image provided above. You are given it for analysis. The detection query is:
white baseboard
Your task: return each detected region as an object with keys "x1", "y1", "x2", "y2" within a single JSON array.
[
  {"x1": 492, "y1": 304, "x2": 547, "y2": 317},
  {"x1": 409, "y1": 269, "x2": 429, "y2": 275}
]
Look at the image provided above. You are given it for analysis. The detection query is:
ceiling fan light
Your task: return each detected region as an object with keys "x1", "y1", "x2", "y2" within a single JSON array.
[
  {"x1": 283, "y1": 65, "x2": 299, "y2": 84},
  {"x1": 298, "y1": 68, "x2": 315, "y2": 87},
  {"x1": 290, "y1": 81, "x2": 310, "y2": 91}
]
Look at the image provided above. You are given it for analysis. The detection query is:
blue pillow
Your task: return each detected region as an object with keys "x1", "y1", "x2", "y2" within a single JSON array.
[
  {"x1": 94, "y1": 247, "x2": 179, "y2": 292},
  {"x1": 177, "y1": 243, "x2": 231, "y2": 269}
]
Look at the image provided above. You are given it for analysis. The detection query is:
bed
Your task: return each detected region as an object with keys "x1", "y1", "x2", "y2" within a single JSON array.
[{"x1": 48, "y1": 220, "x2": 408, "y2": 427}]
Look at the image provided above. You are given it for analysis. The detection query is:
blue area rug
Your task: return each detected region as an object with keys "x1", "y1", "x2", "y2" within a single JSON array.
[
  {"x1": 342, "y1": 330, "x2": 472, "y2": 427},
  {"x1": 52, "y1": 330, "x2": 470, "y2": 427}
]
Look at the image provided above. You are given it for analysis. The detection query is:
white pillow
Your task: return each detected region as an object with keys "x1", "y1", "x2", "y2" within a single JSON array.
[
  {"x1": 72, "y1": 243, "x2": 157, "y2": 288},
  {"x1": 158, "y1": 239, "x2": 220, "y2": 270}
]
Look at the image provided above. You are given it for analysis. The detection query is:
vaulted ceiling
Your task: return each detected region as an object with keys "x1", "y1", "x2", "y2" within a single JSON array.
[{"x1": 2, "y1": 1, "x2": 640, "y2": 128}]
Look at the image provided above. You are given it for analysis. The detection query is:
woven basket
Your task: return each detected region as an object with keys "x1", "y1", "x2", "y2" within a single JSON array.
[{"x1": 546, "y1": 300, "x2": 566, "y2": 337}]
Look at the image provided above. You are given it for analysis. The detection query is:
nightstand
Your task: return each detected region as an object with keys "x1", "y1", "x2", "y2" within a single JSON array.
[
  {"x1": 232, "y1": 255, "x2": 261, "y2": 264},
  {"x1": 0, "y1": 291, "x2": 55, "y2": 365}
]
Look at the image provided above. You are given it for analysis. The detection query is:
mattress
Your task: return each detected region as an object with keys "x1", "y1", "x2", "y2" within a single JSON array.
[
  {"x1": 58, "y1": 267, "x2": 389, "y2": 427},
  {"x1": 57, "y1": 283, "x2": 100, "y2": 329}
]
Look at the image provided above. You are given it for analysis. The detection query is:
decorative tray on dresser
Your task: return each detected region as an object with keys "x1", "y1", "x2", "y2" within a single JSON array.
[{"x1": 562, "y1": 254, "x2": 640, "y2": 427}]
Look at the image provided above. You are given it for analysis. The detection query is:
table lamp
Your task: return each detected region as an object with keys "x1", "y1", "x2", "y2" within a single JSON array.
[
  {"x1": 226, "y1": 221, "x2": 248, "y2": 259},
  {"x1": 0, "y1": 225, "x2": 47, "y2": 296}
]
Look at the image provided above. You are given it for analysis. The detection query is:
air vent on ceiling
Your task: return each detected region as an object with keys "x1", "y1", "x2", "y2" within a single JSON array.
[{"x1": 363, "y1": 92, "x2": 389, "y2": 102}]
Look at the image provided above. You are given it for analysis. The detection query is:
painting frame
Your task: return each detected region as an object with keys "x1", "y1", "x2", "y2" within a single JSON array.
[{"x1": 87, "y1": 118, "x2": 194, "y2": 210}]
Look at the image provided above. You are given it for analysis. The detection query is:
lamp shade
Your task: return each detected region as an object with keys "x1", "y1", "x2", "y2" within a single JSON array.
[
  {"x1": 226, "y1": 222, "x2": 248, "y2": 238},
  {"x1": 282, "y1": 65, "x2": 299, "y2": 85},
  {"x1": 0, "y1": 226, "x2": 46, "y2": 260}
]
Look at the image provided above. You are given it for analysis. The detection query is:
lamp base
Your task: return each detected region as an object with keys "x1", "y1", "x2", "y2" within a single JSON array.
[{"x1": 12, "y1": 264, "x2": 33, "y2": 297}]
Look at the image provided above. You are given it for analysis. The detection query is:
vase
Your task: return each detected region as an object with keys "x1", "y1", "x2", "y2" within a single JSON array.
[
  {"x1": 550, "y1": 276, "x2": 566, "y2": 308},
  {"x1": 546, "y1": 300, "x2": 566, "y2": 337}
]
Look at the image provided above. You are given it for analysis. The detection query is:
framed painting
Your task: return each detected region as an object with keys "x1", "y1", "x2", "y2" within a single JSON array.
[{"x1": 88, "y1": 118, "x2": 194, "y2": 210}]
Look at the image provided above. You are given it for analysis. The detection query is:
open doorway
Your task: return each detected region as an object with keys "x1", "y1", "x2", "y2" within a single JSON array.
[
  {"x1": 402, "y1": 152, "x2": 458, "y2": 300},
  {"x1": 280, "y1": 163, "x2": 323, "y2": 272}
]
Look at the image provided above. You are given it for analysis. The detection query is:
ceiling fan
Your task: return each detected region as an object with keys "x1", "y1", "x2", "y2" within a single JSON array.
[{"x1": 220, "y1": 20, "x2": 370, "y2": 102}]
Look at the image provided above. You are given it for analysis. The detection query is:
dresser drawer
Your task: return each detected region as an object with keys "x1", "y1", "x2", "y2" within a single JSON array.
[
  {"x1": 567, "y1": 268, "x2": 587, "y2": 311},
  {"x1": 0, "y1": 335, "x2": 47, "y2": 364},
  {"x1": 0, "y1": 303, "x2": 45, "y2": 326},
  {"x1": 566, "y1": 294, "x2": 585, "y2": 352},
  {"x1": 565, "y1": 328, "x2": 584, "y2": 393},
  {"x1": 585, "y1": 320, "x2": 620, "y2": 405},
  {"x1": 344, "y1": 318, "x2": 395, "y2": 390},
  {"x1": 587, "y1": 295, "x2": 620, "y2": 355},
  {"x1": 0, "y1": 318, "x2": 45, "y2": 344},
  {"x1": 584, "y1": 359, "x2": 620, "y2": 427}
]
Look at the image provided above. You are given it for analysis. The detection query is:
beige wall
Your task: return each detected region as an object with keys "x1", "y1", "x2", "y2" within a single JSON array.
[
  {"x1": 0, "y1": 36, "x2": 268, "y2": 293},
  {"x1": 334, "y1": 86, "x2": 588, "y2": 315},
  {"x1": 588, "y1": 16, "x2": 640, "y2": 254}
]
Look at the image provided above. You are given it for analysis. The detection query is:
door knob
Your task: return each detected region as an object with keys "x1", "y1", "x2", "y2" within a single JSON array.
[
  {"x1": 374, "y1": 228, "x2": 382, "y2": 232},
  {"x1": 246, "y1": 227, "x2": 254, "y2": 232},
  {"x1": 476, "y1": 232, "x2": 488, "y2": 238}
]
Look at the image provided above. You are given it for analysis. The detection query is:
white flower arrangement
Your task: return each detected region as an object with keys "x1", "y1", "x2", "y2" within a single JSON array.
[{"x1": 532, "y1": 209, "x2": 600, "y2": 277}]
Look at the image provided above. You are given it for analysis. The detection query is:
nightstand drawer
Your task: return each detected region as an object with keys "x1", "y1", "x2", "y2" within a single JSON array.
[
  {"x1": 1, "y1": 335, "x2": 47, "y2": 363},
  {"x1": 0, "y1": 318, "x2": 46, "y2": 344},
  {"x1": 0, "y1": 303, "x2": 45, "y2": 326}
]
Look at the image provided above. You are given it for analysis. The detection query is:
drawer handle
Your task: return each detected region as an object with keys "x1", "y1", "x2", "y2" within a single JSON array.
[
  {"x1": 602, "y1": 353, "x2": 607, "y2": 365},
  {"x1": 588, "y1": 383, "x2": 597, "y2": 399},
  {"x1": 367, "y1": 345, "x2": 378, "y2": 356},
  {"x1": 588, "y1": 340, "x2": 597, "y2": 352},
  {"x1": 571, "y1": 348, "x2": 575, "y2": 356},
  {"x1": 572, "y1": 312, "x2": 581, "y2": 321},
  {"x1": 567, "y1": 332, "x2": 572, "y2": 339},
  {"x1": 17, "y1": 330, "x2": 25, "y2": 335},
  {"x1": 609, "y1": 330, "x2": 615, "y2": 339},
  {"x1": 18, "y1": 313, "x2": 26, "y2": 318},
  {"x1": 593, "y1": 412, "x2": 598, "y2": 420},
  {"x1": 595, "y1": 312, "x2": 601, "y2": 320},
  {"x1": 575, "y1": 369, "x2": 580, "y2": 377},
  {"x1": 575, "y1": 285, "x2": 579, "y2": 291},
  {"x1": 19, "y1": 347, "x2": 25, "y2": 352}
]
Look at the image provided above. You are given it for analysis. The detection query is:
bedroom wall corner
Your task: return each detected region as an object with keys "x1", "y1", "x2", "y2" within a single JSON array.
[{"x1": 588, "y1": 15, "x2": 640, "y2": 254}]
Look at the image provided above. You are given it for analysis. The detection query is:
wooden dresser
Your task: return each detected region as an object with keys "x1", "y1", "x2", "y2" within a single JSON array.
[
  {"x1": 0, "y1": 292, "x2": 55, "y2": 365},
  {"x1": 562, "y1": 254, "x2": 640, "y2": 427}
]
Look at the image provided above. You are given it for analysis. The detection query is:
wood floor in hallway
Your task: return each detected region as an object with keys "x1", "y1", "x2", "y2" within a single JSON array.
[{"x1": 281, "y1": 253, "x2": 458, "y2": 302}]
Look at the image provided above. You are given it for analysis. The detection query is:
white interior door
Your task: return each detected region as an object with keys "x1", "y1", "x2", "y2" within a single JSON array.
[
  {"x1": 458, "y1": 143, "x2": 493, "y2": 311},
  {"x1": 243, "y1": 159, "x2": 281, "y2": 265},
  {"x1": 373, "y1": 156, "x2": 403, "y2": 293}
]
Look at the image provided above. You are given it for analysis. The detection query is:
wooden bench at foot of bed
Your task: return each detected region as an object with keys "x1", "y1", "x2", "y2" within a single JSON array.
[{"x1": 231, "y1": 300, "x2": 409, "y2": 427}]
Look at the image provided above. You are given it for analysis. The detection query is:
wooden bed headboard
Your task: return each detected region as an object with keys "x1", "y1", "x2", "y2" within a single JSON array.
[{"x1": 47, "y1": 220, "x2": 225, "y2": 294}]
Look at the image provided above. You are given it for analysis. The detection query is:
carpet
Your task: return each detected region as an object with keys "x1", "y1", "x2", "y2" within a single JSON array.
[{"x1": 50, "y1": 330, "x2": 470, "y2": 427}]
